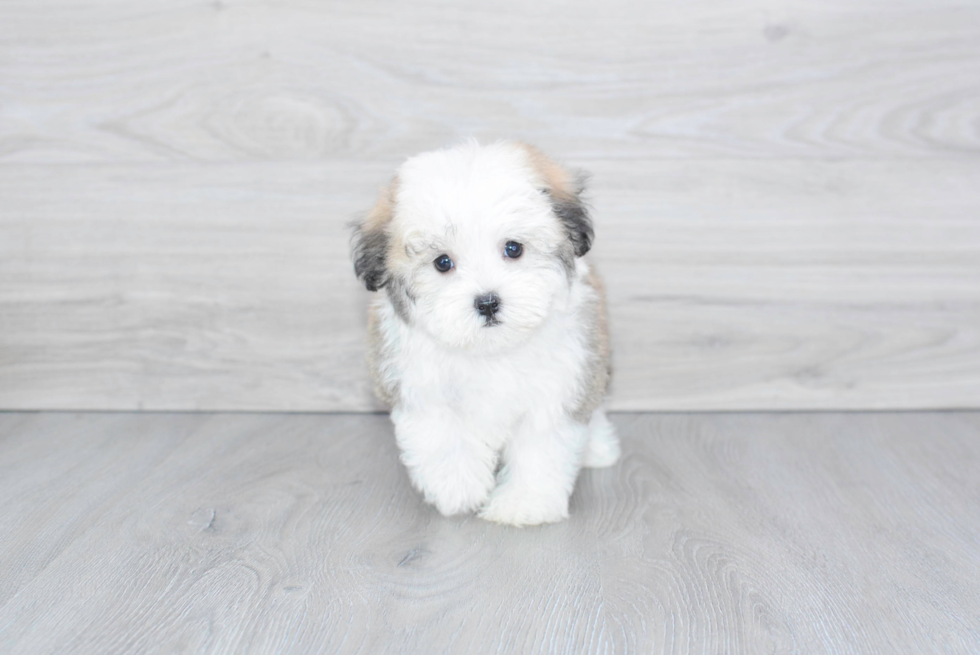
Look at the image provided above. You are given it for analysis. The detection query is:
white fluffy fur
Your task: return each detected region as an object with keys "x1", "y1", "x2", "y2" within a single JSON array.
[{"x1": 354, "y1": 141, "x2": 619, "y2": 526}]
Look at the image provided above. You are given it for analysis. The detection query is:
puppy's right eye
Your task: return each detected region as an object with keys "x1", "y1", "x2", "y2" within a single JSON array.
[{"x1": 433, "y1": 254, "x2": 454, "y2": 273}]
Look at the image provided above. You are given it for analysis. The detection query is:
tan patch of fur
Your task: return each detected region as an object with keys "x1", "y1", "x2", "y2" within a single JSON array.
[
  {"x1": 366, "y1": 302, "x2": 398, "y2": 408},
  {"x1": 372, "y1": 178, "x2": 418, "y2": 274},
  {"x1": 572, "y1": 266, "x2": 612, "y2": 423},
  {"x1": 364, "y1": 178, "x2": 398, "y2": 233},
  {"x1": 514, "y1": 142, "x2": 580, "y2": 200}
]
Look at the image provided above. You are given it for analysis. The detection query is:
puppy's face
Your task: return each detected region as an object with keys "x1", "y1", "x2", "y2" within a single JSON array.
[{"x1": 352, "y1": 141, "x2": 593, "y2": 353}]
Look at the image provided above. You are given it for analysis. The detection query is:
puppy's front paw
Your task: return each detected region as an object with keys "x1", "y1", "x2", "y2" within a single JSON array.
[
  {"x1": 479, "y1": 479, "x2": 569, "y2": 527},
  {"x1": 404, "y1": 452, "x2": 495, "y2": 517},
  {"x1": 426, "y1": 473, "x2": 494, "y2": 517}
]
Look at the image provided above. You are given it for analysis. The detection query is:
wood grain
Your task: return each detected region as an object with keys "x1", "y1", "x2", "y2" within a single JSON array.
[
  {"x1": 2, "y1": 0, "x2": 980, "y2": 411},
  {"x1": 1, "y1": 1, "x2": 979, "y2": 162},
  {"x1": 1, "y1": 411, "x2": 978, "y2": 653},
  {"x1": 2, "y1": 159, "x2": 978, "y2": 411}
]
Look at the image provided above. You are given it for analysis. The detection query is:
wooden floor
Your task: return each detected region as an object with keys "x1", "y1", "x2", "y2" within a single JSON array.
[{"x1": 2, "y1": 411, "x2": 978, "y2": 653}]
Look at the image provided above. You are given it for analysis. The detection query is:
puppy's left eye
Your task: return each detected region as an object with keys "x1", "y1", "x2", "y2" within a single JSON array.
[{"x1": 504, "y1": 241, "x2": 523, "y2": 259}]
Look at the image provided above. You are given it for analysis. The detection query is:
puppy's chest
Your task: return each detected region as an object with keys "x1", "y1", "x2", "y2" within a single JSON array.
[{"x1": 398, "y1": 324, "x2": 586, "y2": 413}]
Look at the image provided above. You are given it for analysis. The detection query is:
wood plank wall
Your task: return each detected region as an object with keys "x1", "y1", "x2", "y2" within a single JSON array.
[{"x1": 2, "y1": 0, "x2": 979, "y2": 411}]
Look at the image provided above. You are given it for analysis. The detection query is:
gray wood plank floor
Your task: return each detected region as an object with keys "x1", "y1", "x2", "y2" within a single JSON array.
[
  {"x1": 3, "y1": 0, "x2": 980, "y2": 412},
  {"x1": 2, "y1": 411, "x2": 978, "y2": 653}
]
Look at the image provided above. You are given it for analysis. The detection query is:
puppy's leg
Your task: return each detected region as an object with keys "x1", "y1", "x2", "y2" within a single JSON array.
[
  {"x1": 391, "y1": 408, "x2": 497, "y2": 517},
  {"x1": 582, "y1": 409, "x2": 620, "y2": 468},
  {"x1": 479, "y1": 413, "x2": 589, "y2": 526}
]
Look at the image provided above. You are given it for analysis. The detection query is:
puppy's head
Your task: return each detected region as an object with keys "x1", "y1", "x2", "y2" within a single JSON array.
[{"x1": 351, "y1": 140, "x2": 593, "y2": 352}]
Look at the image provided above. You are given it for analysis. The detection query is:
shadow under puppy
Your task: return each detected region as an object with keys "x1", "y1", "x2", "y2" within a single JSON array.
[{"x1": 350, "y1": 140, "x2": 619, "y2": 526}]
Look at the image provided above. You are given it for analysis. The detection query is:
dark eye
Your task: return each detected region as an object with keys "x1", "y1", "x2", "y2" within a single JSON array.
[
  {"x1": 433, "y1": 254, "x2": 454, "y2": 272},
  {"x1": 504, "y1": 241, "x2": 523, "y2": 259}
]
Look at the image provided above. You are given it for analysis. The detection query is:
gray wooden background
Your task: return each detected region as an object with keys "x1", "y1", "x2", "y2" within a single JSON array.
[{"x1": 2, "y1": 0, "x2": 979, "y2": 411}]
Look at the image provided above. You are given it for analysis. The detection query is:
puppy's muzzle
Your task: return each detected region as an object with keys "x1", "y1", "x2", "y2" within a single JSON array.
[{"x1": 474, "y1": 292, "x2": 501, "y2": 325}]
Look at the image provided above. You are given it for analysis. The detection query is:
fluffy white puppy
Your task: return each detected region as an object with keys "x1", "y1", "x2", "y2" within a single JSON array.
[{"x1": 350, "y1": 140, "x2": 619, "y2": 526}]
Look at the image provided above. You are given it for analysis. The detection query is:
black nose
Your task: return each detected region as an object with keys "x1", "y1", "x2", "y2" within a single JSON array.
[{"x1": 474, "y1": 293, "x2": 501, "y2": 318}]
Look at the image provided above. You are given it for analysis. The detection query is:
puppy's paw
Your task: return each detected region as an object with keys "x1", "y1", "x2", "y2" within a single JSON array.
[
  {"x1": 425, "y1": 475, "x2": 493, "y2": 517},
  {"x1": 479, "y1": 480, "x2": 569, "y2": 527},
  {"x1": 582, "y1": 410, "x2": 620, "y2": 469},
  {"x1": 405, "y1": 453, "x2": 495, "y2": 517}
]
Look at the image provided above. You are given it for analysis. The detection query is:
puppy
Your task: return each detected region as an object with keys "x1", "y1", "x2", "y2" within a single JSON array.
[{"x1": 350, "y1": 140, "x2": 619, "y2": 526}]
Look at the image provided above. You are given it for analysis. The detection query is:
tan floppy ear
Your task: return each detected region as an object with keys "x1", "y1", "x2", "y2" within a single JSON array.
[
  {"x1": 517, "y1": 143, "x2": 594, "y2": 257},
  {"x1": 350, "y1": 180, "x2": 397, "y2": 292}
]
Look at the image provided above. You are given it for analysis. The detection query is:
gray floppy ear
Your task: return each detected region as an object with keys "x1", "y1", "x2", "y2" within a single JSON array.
[
  {"x1": 351, "y1": 225, "x2": 390, "y2": 291},
  {"x1": 546, "y1": 175, "x2": 594, "y2": 258},
  {"x1": 350, "y1": 180, "x2": 397, "y2": 292}
]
